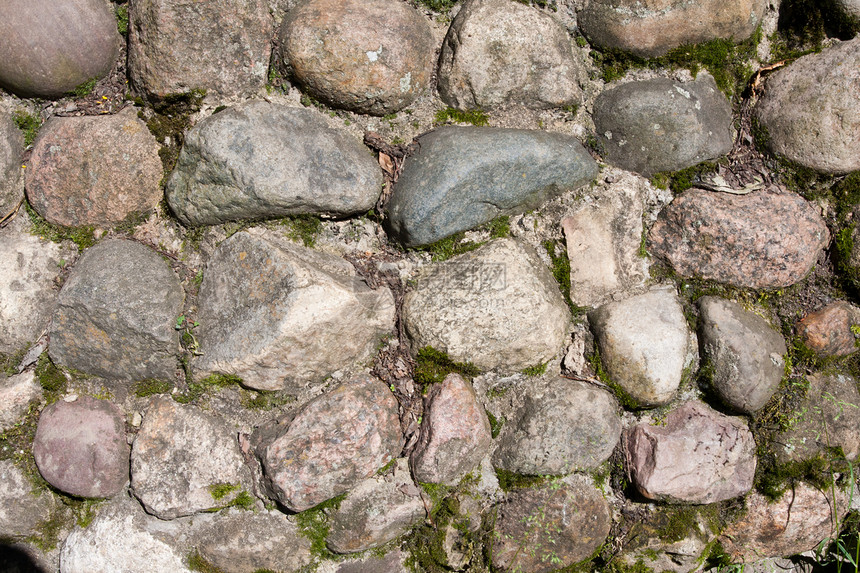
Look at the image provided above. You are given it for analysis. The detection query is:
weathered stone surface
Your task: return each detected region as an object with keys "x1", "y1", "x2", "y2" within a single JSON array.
[
  {"x1": 195, "y1": 509, "x2": 313, "y2": 573},
  {"x1": 49, "y1": 239, "x2": 184, "y2": 381},
  {"x1": 334, "y1": 549, "x2": 411, "y2": 573},
  {"x1": 491, "y1": 475, "x2": 611, "y2": 573},
  {"x1": 128, "y1": 0, "x2": 272, "y2": 100},
  {"x1": 386, "y1": 127, "x2": 598, "y2": 247},
  {"x1": 619, "y1": 506, "x2": 716, "y2": 573},
  {"x1": 1, "y1": 109, "x2": 24, "y2": 216},
  {"x1": 33, "y1": 396, "x2": 129, "y2": 498},
  {"x1": 494, "y1": 377, "x2": 621, "y2": 475},
  {"x1": 593, "y1": 74, "x2": 733, "y2": 177},
  {"x1": 60, "y1": 495, "x2": 193, "y2": 573},
  {"x1": 589, "y1": 287, "x2": 691, "y2": 407},
  {"x1": 720, "y1": 484, "x2": 848, "y2": 562},
  {"x1": 131, "y1": 397, "x2": 252, "y2": 519},
  {"x1": 775, "y1": 374, "x2": 860, "y2": 463},
  {"x1": 626, "y1": 401, "x2": 757, "y2": 504},
  {"x1": 797, "y1": 301, "x2": 860, "y2": 357},
  {"x1": 0, "y1": 0, "x2": 120, "y2": 98},
  {"x1": 562, "y1": 176, "x2": 648, "y2": 307},
  {"x1": 411, "y1": 374, "x2": 492, "y2": 485},
  {"x1": 327, "y1": 458, "x2": 425, "y2": 553},
  {"x1": 648, "y1": 186, "x2": 829, "y2": 288},
  {"x1": 280, "y1": 0, "x2": 434, "y2": 115},
  {"x1": 403, "y1": 239, "x2": 570, "y2": 372},
  {"x1": 194, "y1": 228, "x2": 394, "y2": 392},
  {"x1": 25, "y1": 109, "x2": 164, "y2": 228},
  {"x1": 698, "y1": 296, "x2": 787, "y2": 414},
  {"x1": 0, "y1": 459, "x2": 55, "y2": 538},
  {"x1": 579, "y1": 0, "x2": 767, "y2": 58},
  {"x1": 755, "y1": 38, "x2": 860, "y2": 174},
  {"x1": 0, "y1": 216, "x2": 77, "y2": 351},
  {"x1": 837, "y1": 0, "x2": 860, "y2": 18},
  {"x1": 0, "y1": 371, "x2": 41, "y2": 433},
  {"x1": 257, "y1": 375, "x2": 402, "y2": 512},
  {"x1": 437, "y1": 0, "x2": 582, "y2": 110},
  {"x1": 166, "y1": 102, "x2": 383, "y2": 227}
]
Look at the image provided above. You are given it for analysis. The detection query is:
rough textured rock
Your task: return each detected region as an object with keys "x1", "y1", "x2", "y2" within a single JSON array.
[
  {"x1": 280, "y1": 0, "x2": 434, "y2": 115},
  {"x1": 618, "y1": 506, "x2": 717, "y2": 573},
  {"x1": 194, "y1": 509, "x2": 313, "y2": 573},
  {"x1": 0, "y1": 216, "x2": 76, "y2": 351},
  {"x1": 128, "y1": 0, "x2": 272, "y2": 100},
  {"x1": 775, "y1": 374, "x2": 860, "y2": 463},
  {"x1": 494, "y1": 377, "x2": 621, "y2": 475},
  {"x1": 491, "y1": 475, "x2": 611, "y2": 573},
  {"x1": 579, "y1": 0, "x2": 767, "y2": 58},
  {"x1": 59, "y1": 495, "x2": 193, "y2": 573},
  {"x1": 437, "y1": 0, "x2": 582, "y2": 110},
  {"x1": 648, "y1": 186, "x2": 829, "y2": 288},
  {"x1": 698, "y1": 296, "x2": 787, "y2": 414},
  {"x1": 589, "y1": 288, "x2": 691, "y2": 407},
  {"x1": 411, "y1": 374, "x2": 492, "y2": 485},
  {"x1": 131, "y1": 397, "x2": 252, "y2": 519},
  {"x1": 720, "y1": 484, "x2": 848, "y2": 562},
  {"x1": 257, "y1": 375, "x2": 402, "y2": 512},
  {"x1": 626, "y1": 401, "x2": 757, "y2": 504},
  {"x1": 0, "y1": 0, "x2": 120, "y2": 98},
  {"x1": 0, "y1": 371, "x2": 41, "y2": 433},
  {"x1": 755, "y1": 38, "x2": 860, "y2": 174},
  {"x1": 403, "y1": 239, "x2": 570, "y2": 372},
  {"x1": 33, "y1": 396, "x2": 129, "y2": 498},
  {"x1": 386, "y1": 127, "x2": 598, "y2": 247},
  {"x1": 25, "y1": 109, "x2": 165, "y2": 228},
  {"x1": 593, "y1": 74, "x2": 733, "y2": 177},
  {"x1": 0, "y1": 459, "x2": 56, "y2": 538},
  {"x1": 194, "y1": 228, "x2": 394, "y2": 392},
  {"x1": 166, "y1": 102, "x2": 383, "y2": 227},
  {"x1": 335, "y1": 550, "x2": 411, "y2": 573},
  {"x1": 837, "y1": 0, "x2": 860, "y2": 18},
  {"x1": 49, "y1": 239, "x2": 184, "y2": 381},
  {"x1": 327, "y1": 459, "x2": 425, "y2": 553},
  {"x1": 562, "y1": 178, "x2": 648, "y2": 307},
  {"x1": 1, "y1": 109, "x2": 24, "y2": 216},
  {"x1": 797, "y1": 301, "x2": 860, "y2": 357}
]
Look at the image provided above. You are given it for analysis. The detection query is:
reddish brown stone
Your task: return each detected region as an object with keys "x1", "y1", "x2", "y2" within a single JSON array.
[
  {"x1": 797, "y1": 301, "x2": 860, "y2": 357},
  {"x1": 648, "y1": 186, "x2": 829, "y2": 288},
  {"x1": 25, "y1": 108, "x2": 163, "y2": 228}
]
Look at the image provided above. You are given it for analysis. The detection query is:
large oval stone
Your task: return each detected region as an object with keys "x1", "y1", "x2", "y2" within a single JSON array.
[
  {"x1": 386, "y1": 127, "x2": 598, "y2": 247},
  {"x1": 166, "y1": 102, "x2": 383, "y2": 227},
  {"x1": 755, "y1": 37, "x2": 860, "y2": 174},
  {"x1": 0, "y1": 0, "x2": 120, "y2": 98},
  {"x1": 648, "y1": 186, "x2": 829, "y2": 288},
  {"x1": 280, "y1": 0, "x2": 434, "y2": 115}
]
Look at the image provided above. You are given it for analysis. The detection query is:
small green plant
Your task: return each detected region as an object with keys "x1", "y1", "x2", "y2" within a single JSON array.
[
  {"x1": 173, "y1": 373, "x2": 242, "y2": 404},
  {"x1": 414, "y1": 0, "x2": 459, "y2": 12},
  {"x1": 279, "y1": 214, "x2": 322, "y2": 247},
  {"x1": 434, "y1": 107, "x2": 489, "y2": 127},
  {"x1": 70, "y1": 78, "x2": 98, "y2": 98},
  {"x1": 12, "y1": 110, "x2": 42, "y2": 146},
  {"x1": 413, "y1": 346, "x2": 480, "y2": 391},
  {"x1": 487, "y1": 410, "x2": 504, "y2": 439},
  {"x1": 134, "y1": 379, "x2": 172, "y2": 397},
  {"x1": 412, "y1": 231, "x2": 481, "y2": 262},
  {"x1": 187, "y1": 550, "x2": 226, "y2": 573},
  {"x1": 25, "y1": 200, "x2": 96, "y2": 251},
  {"x1": 175, "y1": 315, "x2": 202, "y2": 356},
  {"x1": 115, "y1": 4, "x2": 129, "y2": 36},
  {"x1": 521, "y1": 362, "x2": 548, "y2": 377}
]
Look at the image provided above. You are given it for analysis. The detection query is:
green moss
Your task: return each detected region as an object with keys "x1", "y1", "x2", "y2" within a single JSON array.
[
  {"x1": 413, "y1": 346, "x2": 481, "y2": 391},
  {"x1": 543, "y1": 239, "x2": 587, "y2": 317},
  {"x1": 13, "y1": 110, "x2": 42, "y2": 147},
  {"x1": 27, "y1": 512, "x2": 68, "y2": 552},
  {"x1": 0, "y1": 346, "x2": 28, "y2": 377},
  {"x1": 376, "y1": 458, "x2": 397, "y2": 475},
  {"x1": 70, "y1": 78, "x2": 98, "y2": 98},
  {"x1": 115, "y1": 4, "x2": 129, "y2": 36},
  {"x1": 486, "y1": 215, "x2": 511, "y2": 239},
  {"x1": 773, "y1": 0, "x2": 859, "y2": 59},
  {"x1": 295, "y1": 492, "x2": 348, "y2": 561},
  {"x1": 414, "y1": 0, "x2": 459, "y2": 11},
  {"x1": 494, "y1": 469, "x2": 551, "y2": 492},
  {"x1": 486, "y1": 410, "x2": 504, "y2": 439},
  {"x1": 586, "y1": 348, "x2": 639, "y2": 410},
  {"x1": 134, "y1": 379, "x2": 172, "y2": 397},
  {"x1": 649, "y1": 161, "x2": 720, "y2": 195},
  {"x1": 209, "y1": 482, "x2": 239, "y2": 501},
  {"x1": 114, "y1": 211, "x2": 151, "y2": 235},
  {"x1": 144, "y1": 89, "x2": 206, "y2": 174},
  {"x1": 239, "y1": 389, "x2": 296, "y2": 410},
  {"x1": 173, "y1": 373, "x2": 242, "y2": 404},
  {"x1": 412, "y1": 230, "x2": 479, "y2": 262},
  {"x1": 279, "y1": 214, "x2": 322, "y2": 247},
  {"x1": 434, "y1": 107, "x2": 489, "y2": 127},
  {"x1": 25, "y1": 201, "x2": 96, "y2": 251},
  {"x1": 521, "y1": 362, "x2": 548, "y2": 377},
  {"x1": 188, "y1": 551, "x2": 226, "y2": 573},
  {"x1": 35, "y1": 352, "x2": 66, "y2": 400}
]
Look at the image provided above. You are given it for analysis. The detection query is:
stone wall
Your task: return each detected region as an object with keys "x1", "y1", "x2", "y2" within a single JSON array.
[{"x1": 1, "y1": 0, "x2": 860, "y2": 572}]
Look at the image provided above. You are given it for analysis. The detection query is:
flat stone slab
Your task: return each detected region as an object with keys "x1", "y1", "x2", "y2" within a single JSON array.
[
  {"x1": 0, "y1": 371, "x2": 41, "y2": 433},
  {"x1": 1, "y1": 108, "x2": 24, "y2": 216},
  {"x1": 579, "y1": 0, "x2": 767, "y2": 58},
  {"x1": 648, "y1": 186, "x2": 829, "y2": 288},
  {"x1": 593, "y1": 74, "x2": 733, "y2": 177},
  {"x1": 386, "y1": 127, "x2": 598, "y2": 247},
  {"x1": 403, "y1": 238, "x2": 570, "y2": 372},
  {"x1": 411, "y1": 374, "x2": 492, "y2": 486},
  {"x1": 755, "y1": 37, "x2": 860, "y2": 174},
  {"x1": 797, "y1": 301, "x2": 860, "y2": 357},
  {"x1": 256, "y1": 375, "x2": 402, "y2": 512},
  {"x1": 194, "y1": 228, "x2": 394, "y2": 392},
  {"x1": 34, "y1": 396, "x2": 129, "y2": 498},
  {"x1": 626, "y1": 401, "x2": 757, "y2": 504},
  {"x1": 166, "y1": 102, "x2": 383, "y2": 227},
  {"x1": 280, "y1": 0, "x2": 434, "y2": 115},
  {"x1": 49, "y1": 239, "x2": 184, "y2": 381},
  {"x1": 494, "y1": 376, "x2": 621, "y2": 475},
  {"x1": 26, "y1": 108, "x2": 164, "y2": 228},
  {"x1": 437, "y1": 0, "x2": 583, "y2": 110},
  {"x1": 698, "y1": 296, "x2": 787, "y2": 414},
  {"x1": 589, "y1": 287, "x2": 692, "y2": 407}
]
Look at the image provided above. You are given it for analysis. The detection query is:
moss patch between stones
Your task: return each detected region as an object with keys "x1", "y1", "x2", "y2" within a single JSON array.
[
  {"x1": 12, "y1": 110, "x2": 42, "y2": 147},
  {"x1": 434, "y1": 107, "x2": 489, "y2": 127},
  {"x1": 25, "y1": 201, "x2": 96, "y2": 252},
  {"x1": 413, "y1": 346, "x2": 481, "y2": 391}
]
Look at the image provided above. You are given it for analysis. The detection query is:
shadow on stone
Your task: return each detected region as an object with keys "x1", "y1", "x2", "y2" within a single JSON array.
[{"x1": 0, "y1": 544, "x2": 49, "y2": 573}]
